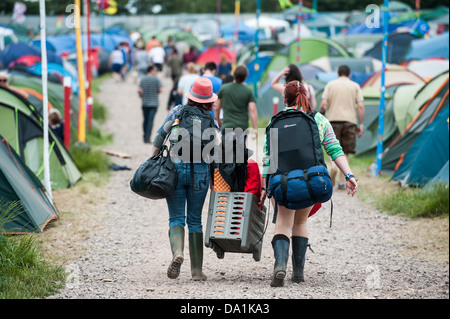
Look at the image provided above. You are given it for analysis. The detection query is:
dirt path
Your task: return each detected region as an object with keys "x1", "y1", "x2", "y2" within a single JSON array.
[{"x1": 48, "y1": 73, "x2": 448, "y2": 300}]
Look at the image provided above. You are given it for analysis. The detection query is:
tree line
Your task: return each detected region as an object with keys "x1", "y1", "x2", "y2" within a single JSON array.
[{"x1": 1, "y1": 0, "x2": 448, "y2": 16}]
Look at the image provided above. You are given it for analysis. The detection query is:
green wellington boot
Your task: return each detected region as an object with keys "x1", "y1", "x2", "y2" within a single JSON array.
[
  {"x1": 189, "y1": 232, "x2": 207, "y2": 281},
  {"x1": 167, "y1": 225, "x2": 185, "y2": 279}
]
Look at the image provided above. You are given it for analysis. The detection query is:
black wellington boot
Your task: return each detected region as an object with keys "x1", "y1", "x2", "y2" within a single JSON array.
[
  {"x1": 167, "y1": 225, "x2": 185, "y2": 279},
  {"x1": 270, "y1": 234, "x2": 290, "y2": 287},
  {"x1": 291, "y1": 236, "x2": 308, "y2": 283}
]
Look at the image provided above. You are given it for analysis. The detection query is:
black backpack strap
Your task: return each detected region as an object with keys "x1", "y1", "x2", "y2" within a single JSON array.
[{"x1": 280, "y1": 173, "x2": 288, "y2": 207}]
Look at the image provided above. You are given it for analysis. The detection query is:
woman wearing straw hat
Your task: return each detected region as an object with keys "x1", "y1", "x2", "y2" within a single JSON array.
[{"x1": 151, "y1": 77, "x2": 220, "y2": 281}]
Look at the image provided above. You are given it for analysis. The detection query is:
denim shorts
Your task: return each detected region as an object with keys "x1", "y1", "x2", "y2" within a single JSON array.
[{"x1": 165, "y1": 162, "x2": 210, "y2": 233}]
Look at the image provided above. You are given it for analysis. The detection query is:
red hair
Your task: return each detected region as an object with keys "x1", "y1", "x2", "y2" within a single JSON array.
[{"x1": 283, "y1": 80, "x2": 313, "y2": 113}]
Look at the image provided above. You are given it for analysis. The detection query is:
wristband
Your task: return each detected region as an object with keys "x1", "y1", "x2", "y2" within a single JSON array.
[
  {"x1": 345, "y1": 173, "x2": 355, "y2": 181},
  {"x1": 358, "y1": 124, "x2": 364, "y2": 129}
]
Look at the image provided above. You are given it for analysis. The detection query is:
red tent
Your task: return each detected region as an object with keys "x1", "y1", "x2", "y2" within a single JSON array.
[
  {"x1": 8, "y1": 55, "x2": 41, "y2": 69},
  {"x1": 196, "y1": 46, "x2": 236, "y2": 66}
]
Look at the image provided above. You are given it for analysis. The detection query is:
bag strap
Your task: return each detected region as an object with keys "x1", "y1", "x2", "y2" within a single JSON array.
[{"x1": 280, "y1": 173, "x2": 288, "y2": 207}]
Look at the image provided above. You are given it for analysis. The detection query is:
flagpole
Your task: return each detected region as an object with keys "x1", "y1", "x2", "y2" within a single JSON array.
[
  {"x1": 85, "y1": 0, "x2": 93, "y2": 131},
  {"x1": 234, "y1": 0, "x2": 240, "y2": 62},
  {"x1": 75, "y1": 0, "x2": 87, "y2": 142},
  {"x1": 375, "y1": 0, "x2": 389, "y2": 177},
  {"x1": 296, "y1": 0, "x2": 303, "y2": 66},
  {"x1": 39, "y1": 0, "x2": 52, "y2": 201},
  {"x1": 254, "y1": 0, "x2": 261, "y2": 99}
]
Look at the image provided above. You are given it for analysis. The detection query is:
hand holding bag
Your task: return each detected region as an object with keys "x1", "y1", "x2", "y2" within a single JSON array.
[{"x1": 130, "y1": 144, "x2": 178, "y2": 199}]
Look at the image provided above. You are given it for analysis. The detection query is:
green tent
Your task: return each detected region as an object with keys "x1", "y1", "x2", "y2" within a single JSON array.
[
  {"x1": 393, "y1": 72, "x2": 449, "y2": 133},
  {"x1": 0, "y1": 86, "x2": 82, "y2": 189},
  {"x1": 141, "y1": 28, "x2": 203, "y2": 51},
  {"x1": 381, "y1": 72, "x2": 449, "y2": 172},
  {"x1": 0, "y1": 135, "x2": 58, "y2": 234},
  {"x1": 392, "y1": 83, "x2": 425, "y2": 133},
  {"x1": 9, "y1": 73, "x2": 81, "y2": 136},
  {"x1": 355, "y1": 86, "x2": 399, "y2": 157},
  {"x1": 260, "y1": 36, "x2": 351, "y2": 85}
]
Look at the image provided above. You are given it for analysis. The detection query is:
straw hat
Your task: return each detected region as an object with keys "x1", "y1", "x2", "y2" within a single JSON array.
[{"x1": 186, "y1": 77, "x2": 218, "y2": 104}]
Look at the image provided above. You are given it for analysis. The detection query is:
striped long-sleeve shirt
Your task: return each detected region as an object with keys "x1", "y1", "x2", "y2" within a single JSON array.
[{"x1": 262, "y1": 107, "x2": 344, "y2": 178}]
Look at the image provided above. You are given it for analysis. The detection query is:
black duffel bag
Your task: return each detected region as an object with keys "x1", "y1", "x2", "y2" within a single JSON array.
[{"x1": 130, "y1": 144, "x2": 178, "y2": 199}]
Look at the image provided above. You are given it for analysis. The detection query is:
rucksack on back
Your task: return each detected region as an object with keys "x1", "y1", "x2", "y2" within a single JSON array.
[
  {"x1": 171, "y1": 105, "x2": 218, "y2": 163},
  {"x1": 266, "y1": 109, "x2": 333, "y2": 210}
]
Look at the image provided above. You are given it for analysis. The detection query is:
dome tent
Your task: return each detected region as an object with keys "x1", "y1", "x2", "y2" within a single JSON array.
[
  {"x1": 0, "y1": 86, "x2": 81, "y2": 189},
  {"x1": 0, "y1": 135, "x2": 58, "y2": 234}
]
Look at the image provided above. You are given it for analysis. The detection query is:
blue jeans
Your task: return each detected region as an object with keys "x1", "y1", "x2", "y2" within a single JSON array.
[
  {"x1": 142, "y1": 106, "x2": 157, "y2": 143},
  {"x1": 166, "y1": 162, "x2": 210, "y2": 233}
]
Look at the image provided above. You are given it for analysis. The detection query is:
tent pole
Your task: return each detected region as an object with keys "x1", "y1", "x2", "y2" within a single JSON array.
[
  {"x1": 75, "y1": 0, "x2": 87, "y2": 142},
  {"x1": 254, "y1": 0, "x2": 261, "y2": 99},
  {"x1": 297, "y1": 0, "x2": 303, "y2": 66},
  {"x1": 63, "y1": 77, "x2": 72, "y2": 150},
  {"x1": 416, "y1": 0, "x2": 420, "y2": 18},
  {"x1": 39, "y1": 0, "x2": 52, "y2": 201},
  {"x1": 84, "y1": 0, "x2": 93, "y2": 131},
  {"x1": 313, "y1": 0, "x2": 318, "y2": 32},
  {"x1": 233, "y1": 0, "x2": 240, "y2": 65},
  {"x1": 375, "y1": 0, "x2": 389, "y2": 177}
]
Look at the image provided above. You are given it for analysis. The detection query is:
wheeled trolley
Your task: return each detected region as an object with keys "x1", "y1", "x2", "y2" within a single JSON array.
[{"x1": 205, "y1": 191, "x2": 267, "y2": 261}]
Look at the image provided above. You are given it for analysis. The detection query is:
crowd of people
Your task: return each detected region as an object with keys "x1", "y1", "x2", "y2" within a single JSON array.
[{"x1": 125, "y1": 36, "x2": 364, "y2": 287}]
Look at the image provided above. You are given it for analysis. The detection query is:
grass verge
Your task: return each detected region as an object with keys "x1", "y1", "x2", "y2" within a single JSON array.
[{"x1": 0, "y1": 201, "x2": 66, "y2": 299}]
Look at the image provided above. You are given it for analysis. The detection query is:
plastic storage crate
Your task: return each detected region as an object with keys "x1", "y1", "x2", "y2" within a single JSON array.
[{"x1": 205, "y1": 191, "x2": 267, "y2": 261}]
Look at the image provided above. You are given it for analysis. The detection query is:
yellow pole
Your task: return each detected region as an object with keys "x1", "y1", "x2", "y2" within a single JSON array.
[{"x1": 75, "y1": 0, "x2": 87, "y2": 142}]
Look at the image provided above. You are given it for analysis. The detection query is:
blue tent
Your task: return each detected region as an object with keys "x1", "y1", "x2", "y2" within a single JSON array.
[
  {"x1": 406, "y1": 33, "x2": 449, "y2": 61},
  {"x1": 32, "y1": 33, "x2": 131, "y2": 55},
  {"x1": 245, "y1": 55, "x2": 272, "y2": 85},
  {"x1": 220, "y1": 21, "x2": 266, "y2": 43},
  {"x1": 424, "y1": 161, "x2": 449, "y2": 191},
  {"x1": 0, "y1": 42, "x2": 62, "y2": 68},
  {"x1": 27, "y1": 62, "x2": 78, "y2": 94},
  {"x1": 392, "y1": 105, "x2": 449, "y2": 186},
  {"x1": 364, "y1": 32, "x2": 419, "y2": 64}
]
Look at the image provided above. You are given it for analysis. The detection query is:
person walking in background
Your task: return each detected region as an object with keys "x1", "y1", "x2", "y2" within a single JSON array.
[
  {"x1": 217, "y1": 54, "x2": 232, "y2": 80},
  {"x1": 271, "y1": 64, "x2": 317, "y2": 110},
  {"x1": 163, "y1": 36, "x2": 175, "y2": 77},
  {"x1": 201, "y1": 62, "x2": 222, "y2": 117},
  {"x1": 214, "y1": 65, "x2": 258, "y2": 140},
  {"x1": 133, "y1": 44, "x2": 150, "y2": 80},
  {"x1": 319, "y1": 65, "x2": 365, "y2": 190},
  {"x1": 177, "y1": 62, "x2": 199, "y2": 105},
  {"x1": 138, "y1": 65, "x2": 162, "y2": 144},
  {"x1": 183, "y1": 46, "x2": 198, "y2": 65},
  {"x1": 148, "y1": 42, "x2": 166, "y2": 72},
  {"x1": 110, "y1": 45, "x2": 125, "y2": 82},
  {"x1": 168, "y1": 48, "x2": 184, "y2": 82},
  {"x1": 167, "y1": 76, "x2": 182, "y2": 111},
  {"x1": 151, "y1": 77, "x2": 220, "y2": 281},
  {"x1": 146, "y1": 36, "x2": 161, "y2": 52},
  {"x1": 260, "y1": 80, "x2": 359, "y2": 287}
]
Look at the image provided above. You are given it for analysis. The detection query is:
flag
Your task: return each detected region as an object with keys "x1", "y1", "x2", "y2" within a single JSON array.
[
  {"x1": 97, "y1": 0, "x2": 117, "y2": 15},
  {"x1": 56, "y1": 14, "x2": 63, "y2": 32},
  {"x1": 12, "y1": 2, "x2": 27, "y2": 24},
  {"x1": 279, "y1": 0, "x2": 294, "y2": 10},
  {"x1": 104, "y1": 0, "x2": 117, "y2": 15}
]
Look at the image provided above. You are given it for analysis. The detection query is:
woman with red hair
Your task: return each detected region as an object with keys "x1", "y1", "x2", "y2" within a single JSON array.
[{"x1": 259, "y1": 80, "x2": 358, "y2": 287}]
